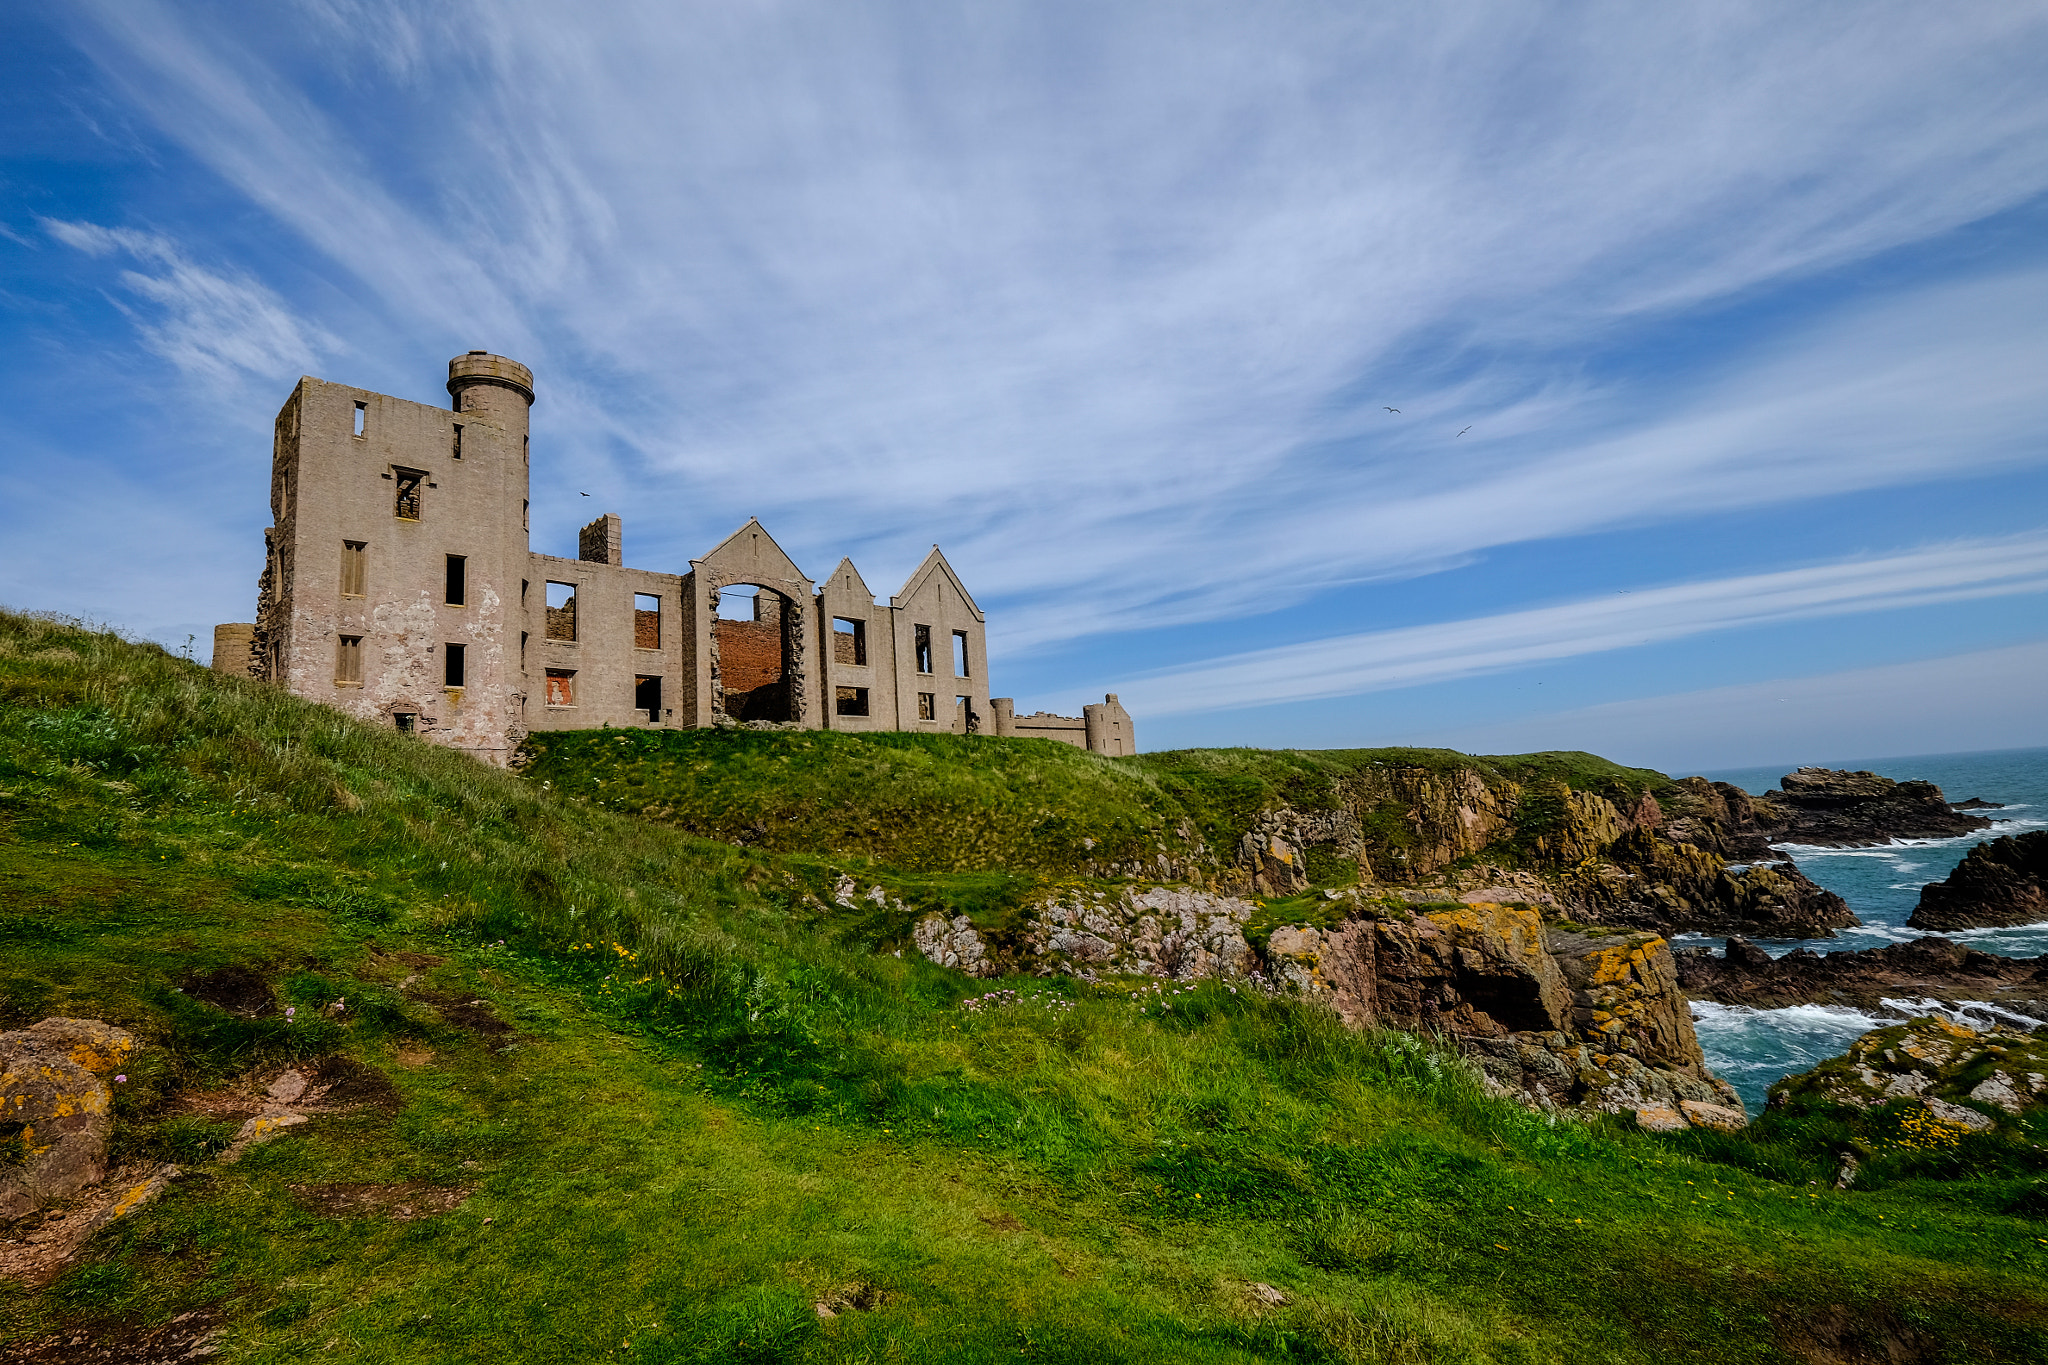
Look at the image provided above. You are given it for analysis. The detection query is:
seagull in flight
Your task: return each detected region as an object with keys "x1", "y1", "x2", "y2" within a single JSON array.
[
  {"x1": 580, "y1": 491, "x2": 590, "y2": 496},
  {"x1": 1383, "y1": 406, "x2": 1400, "y2": 413},
  {"x1": 1456, "y1": 426, "x2": 1471, "y2": 438}
]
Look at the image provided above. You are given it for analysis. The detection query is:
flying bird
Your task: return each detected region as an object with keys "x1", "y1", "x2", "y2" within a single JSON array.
[
  {"x1": 1456, "y1": 426, "x2": 1472, "y2": 438},
  {"x1": 580, "y1": 491, "x2": 590, "y2": 496},
  {"x1": 1383, "y1": 406, "x2": 1400, "y2": 413}
]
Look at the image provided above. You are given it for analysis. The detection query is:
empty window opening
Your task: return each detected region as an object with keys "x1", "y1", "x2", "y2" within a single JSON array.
[
  {"x1": 716, "y1": 585, "x2": 762, "y2": 620},
  {"x1": 914, "y1": 624, "x2": 933, "y2": 674},
  {"x1": 335, "y1": 635, "x2": 362, "y2": 685},
  {"x1": 393, "y1": 712, "x2": 416, "y2": 734},
  {"x1": 451, "y1": 423, "x2": 464, "y2": 459},
  {"x1": 445, "y1": 554, "x2": 467, "y2": 606},
  {"x1": 832, "y1": 617, "x2": 867, "y2": 666},
  {"x1": 635, "y1": 675, "x2": 662, "y2": 723},
  {"x1": 953, "y1": 630, "x2": 970, "y2": 677},
  {"x1": 634, "y1": 593, "x2": 661, "y2": 649},
  {"x1": 522, "y1": 499, "x2": 529, "y2": 531},
  {"x1": 836, "y1": 686, "x2": 870, "y2": 717},
  {"x1": 393, "y1": 467, "x2": 424, "y2": 520},
  {"x1": 957, "y1": 695, "x2": 978, "y2": 734},
  {"x1": 340, "y1": 541, "x2": 366, "y2": 598},
  {"x1": 714, "y1": 584, "x2": 794, "y2": 722},
  {"x1": 917, "y1": 692, "x2": 936, "y2": 721},
  {"x1": 545, "y1": 581, "x2": 577, "y2": 641},
  {"x1": 444, "y1": 642, "x2": 466, "y2": 688},
  {"x1": 353, "y1": 401, "x2": 366, "y2": 437},
  {"x1": 520, "y1": 630, "x2": 528, "y2": 668},
  {"x1": 545, "y1": 669, "x2": 575, "y2": 706}
]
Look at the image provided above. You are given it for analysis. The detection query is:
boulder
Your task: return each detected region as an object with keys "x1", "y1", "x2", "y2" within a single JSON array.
[
  {"x1": 1, "y1": 1019, "x2": 138, "y2": 1221},
  {"x1": 1909, "y1": 831, "x2": 2048, "y2": 931}
]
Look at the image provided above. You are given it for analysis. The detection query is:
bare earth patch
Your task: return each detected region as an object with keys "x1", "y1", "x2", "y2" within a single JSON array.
[
  {"x1": 5, "y1": 1307, "x2": 225, "y2": 1363},
  {"x1": 288, "y1": 1181, "x2": 470, "y2": 1221}
]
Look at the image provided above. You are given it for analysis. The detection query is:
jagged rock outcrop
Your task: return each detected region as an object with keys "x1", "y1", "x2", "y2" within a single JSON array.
[
  {"x1": 1760, "y1": 768, "x2": 1992, "y2": 848},
  {"x1": 913, "y1": 887, "x2": 1259, "y2": 981},
  {"x1": 1770, "y1": 1015, "x2": 2048, "y2": 1130},
  {"x1": 1909, "y1": 831, "x2": 2048, "y2": 931},
  {"x1": 1678, "y1": 934, "x2": 2048, "y2": 1018},
  {"x1": 1, "y1": 1018, "x2": 136, "y2": 1220},
  {"x1": 1263, "y1": 903, "x2": 1743, "y2": 1127},
  {"x1": 1569, "y1": 830, "x2": 1856, "y2": 937}
]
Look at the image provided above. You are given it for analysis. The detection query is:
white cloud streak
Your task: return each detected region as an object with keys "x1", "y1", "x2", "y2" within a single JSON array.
[
  {"x1": 42, "y1": 219, "x2": 335, "y2": 389},
  {"x1": 1116, "y1": 536, "x2": 2048, "y2": 718},
  {"x1": 45, "y1": 2, "x2": 2048, "y2": 649}
]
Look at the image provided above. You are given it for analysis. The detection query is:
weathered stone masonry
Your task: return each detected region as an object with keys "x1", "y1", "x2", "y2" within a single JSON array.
[{"x1": 217, "y1": 354, "x2": 1135, "y2": 762}]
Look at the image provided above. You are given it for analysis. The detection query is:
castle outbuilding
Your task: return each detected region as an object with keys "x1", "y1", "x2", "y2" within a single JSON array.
[{"x1": 215, "y1": 353, "x2": 1134, "y2": 764}]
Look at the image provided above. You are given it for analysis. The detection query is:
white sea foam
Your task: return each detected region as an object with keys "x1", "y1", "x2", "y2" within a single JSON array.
[{"x1": 1876, "y1": 997, "x2": 2044, "y2": 1030}]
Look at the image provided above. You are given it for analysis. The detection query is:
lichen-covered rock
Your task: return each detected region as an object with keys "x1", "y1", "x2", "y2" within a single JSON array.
[
  {"x1": 1, "y1": 1019, "x2": 138, "y2": 1221},
  {"x1": 1770, "y1": 1015, "x2": 2048, "y2": 1130},
  {"x1": 1263, "y1": 903, "x2": 1741, "y2": 1124},
  {"x1": 923, "y1": 887, "x2": 1259, "y2": 981},
  {"x1": 912, "y1": 914, "x2": 990, "y2": 976}
]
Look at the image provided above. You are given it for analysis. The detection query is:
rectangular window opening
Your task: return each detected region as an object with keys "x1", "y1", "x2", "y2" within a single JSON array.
[
  {"x1": 445, "y1": 554, "x2": 467, "y2": 606},
  {"x1": 953, "y1": 629, "x2": 970, "y2": 677},
  {"x1": 393, "y1": 467, "x2": 424, "y2": 520},
  {"x1": 917, "y1": 691, "x2": 936, "y2": 721},
  {"x1": 914, "y1": 624, "x2": 933, "y2": 674},
  {"x1": 393, "y1": 712, "x2": 416, "y2": 734},
  {"x1": 451, "y1": 423, "x2": 464, "y2": 459},
  {"x1": 335, "y1": 635, "x2": 362, "y2": 686},
  {"x1": 832, "y1": 616, "x2": 867, "y2": 666},
  {"x1": 545, "y1": 669, "x2": 575, "y2": 707},
  {"x1": 835, "y1": 686, "x2": 870, "y2": 718},
  {"x1": 340, "y1": 541, "x2": 366, "y2": 598},
  {"x1": 444, "y1": 642, "x2": 466, "y2": 689},
  {"x1": 353, "y1": 401, "x2": 366, "y2": 438},
  {"x1": 634, "y1": 592, "x2": 661, "y2": 649},
  {"x1": 545, "y1": 581, "x2": 577, "y2": 641},
  {"x1": 635, "y1": 674, "x2": 662, "y2": 722}
]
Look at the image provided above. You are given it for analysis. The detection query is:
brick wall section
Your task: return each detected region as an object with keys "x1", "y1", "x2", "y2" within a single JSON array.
[{"x1": 715, "y1": 619, "x2": 783, "y2": 694}]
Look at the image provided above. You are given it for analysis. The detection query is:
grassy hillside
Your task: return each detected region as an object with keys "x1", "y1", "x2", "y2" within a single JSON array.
[
  {"x1": 516, "y1": 726, "x2": 1671, "y2": 880},
  {"x1": 4, "y1": 609, "x2": 2046, "y2": 1363}
]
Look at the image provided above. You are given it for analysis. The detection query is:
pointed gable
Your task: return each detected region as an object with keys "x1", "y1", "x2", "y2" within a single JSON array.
[
  {"x1": 692, "y1": 517, "x2": 810, "y2": 587},
  {"x1": 891, "y1": 546, "x2": 984, "y2": 622},
  {"x1": 825, "y1": 556, "x2": 876, "y2": 603}
]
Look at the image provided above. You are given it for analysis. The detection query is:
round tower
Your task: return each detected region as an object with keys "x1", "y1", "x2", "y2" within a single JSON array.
[{"x1": 447, "y1": 350, "x2": 534, "y2": 435}]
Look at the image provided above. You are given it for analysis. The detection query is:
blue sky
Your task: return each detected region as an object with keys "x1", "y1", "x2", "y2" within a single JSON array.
[{"x1": 3, "y1": 1, "x2": 2044, "y2": 772}]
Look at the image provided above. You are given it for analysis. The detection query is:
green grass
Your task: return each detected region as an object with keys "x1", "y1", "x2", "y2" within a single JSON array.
[
  {"x1": 3, "y1": 608, "x2": 2046, "y2": 1362},
  {"x1": 516, "y1": 728, "x2": 1673, "y2": 883}
]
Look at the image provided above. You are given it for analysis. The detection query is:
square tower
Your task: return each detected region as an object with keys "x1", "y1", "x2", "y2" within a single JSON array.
[{"x1": 251, "y1": 353, "x2": 534, "y2": 763}]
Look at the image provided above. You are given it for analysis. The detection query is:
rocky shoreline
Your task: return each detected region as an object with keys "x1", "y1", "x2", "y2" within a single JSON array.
[{"x1": 1676, "y1": 933, "x2": 2048, "y2": 1019}]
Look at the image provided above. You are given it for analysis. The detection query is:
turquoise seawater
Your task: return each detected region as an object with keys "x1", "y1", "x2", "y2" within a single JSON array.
[{"x1": 1677, "y1": 746, "x2": 2048, "y2": 1112}]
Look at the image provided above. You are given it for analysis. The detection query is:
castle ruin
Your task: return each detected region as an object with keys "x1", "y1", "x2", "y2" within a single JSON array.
[{"x1": 215, "y1": 353, "x2": 1134, "y2": 764}]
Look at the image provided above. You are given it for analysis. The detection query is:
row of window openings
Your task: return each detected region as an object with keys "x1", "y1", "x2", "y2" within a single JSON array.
[
  {"x1": 335, "y1": 637, "x2": 467, "y2": 689},
  {"x1": 541, "y1": 670, "x2": 664, "y2": 723},
  {"x1": 538, "y1": 583, "x2": 662, "y2": 647},
  {"x1": 865, "y1": 622, "x2": 973, "y2": 677},
  {"x1": 341, "y1": 545, "x2": 471, "y2": 608},
  {"x1": 353, "y1": 403, "x2": 473, "y2": 464}
]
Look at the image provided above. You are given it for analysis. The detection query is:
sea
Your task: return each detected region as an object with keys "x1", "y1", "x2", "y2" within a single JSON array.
[{"x1": 1676, "y1": 746, "x2": 2048, "y2": 1113}]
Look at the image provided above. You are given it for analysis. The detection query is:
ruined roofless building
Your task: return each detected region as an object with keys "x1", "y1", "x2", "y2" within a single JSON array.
[{"x1": 216, "y1": 353, "x2": 1135, "y2": 764}]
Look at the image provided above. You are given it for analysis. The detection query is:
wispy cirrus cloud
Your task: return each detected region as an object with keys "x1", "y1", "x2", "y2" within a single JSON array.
[
  {"x1": 1116, "y1": 535, "x2": 2048, "y2": 718},
  {"x1": 43, "y1": 218, "x2": 334, "y2": 389}
]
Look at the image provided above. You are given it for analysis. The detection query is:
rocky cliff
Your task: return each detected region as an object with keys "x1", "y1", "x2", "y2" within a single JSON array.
[
  {"x1": 1768, "y1": 1015, "x2": 2048, "y2": 1140},
  {"x1": 1909, "y1": 831, "x2": 2048, "y2": 931},
  {"x1": 912, "y1": 886, "x2": 1744, "y2": 1130}
]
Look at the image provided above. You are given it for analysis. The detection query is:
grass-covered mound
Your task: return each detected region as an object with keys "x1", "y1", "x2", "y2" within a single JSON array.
[
  {"x1": 517, "y1": 726, "x2": 1670, "y2": 880},
  {"x1": 3, "y1": 609, "x2": 2046, "y2": 1363}
]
